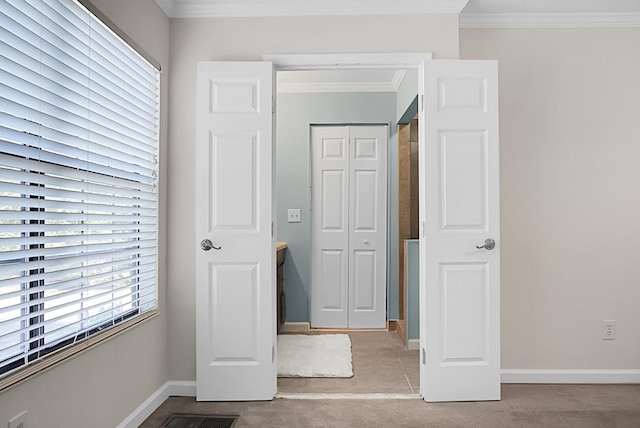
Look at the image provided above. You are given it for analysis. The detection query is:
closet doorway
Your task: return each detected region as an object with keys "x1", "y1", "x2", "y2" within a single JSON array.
[{"x1": 310, "y1": 125, "x2": 388, "y2": 329}]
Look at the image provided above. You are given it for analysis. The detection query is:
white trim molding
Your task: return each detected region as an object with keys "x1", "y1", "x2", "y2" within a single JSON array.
[
  {"x1": 501, "y1": 369, "x2": 640, "y2": 384},
  {"x1": 155, "y1": 0, "x2": 468, "y2": 18},
  {"x1": 153, "y1": 0, "x2": 175, "y2": 17},
  {"x1": 265, "y1": 53, "x2": 433, "y2": 71},
  {"x1": 119, "y1": 371, "x2": 640, "y2": 426},
  {"x1": 407, "y1": 339, "x2": 420, "y2": 351},
  {"x1": 277, "y1": 70, "x2": 408, "y2": 94},
  {"x1": 460, "y1": 12, "x2": 640, "y2": 28},
  {"x1": 117, "y1": 381, "x2": 196, "y2": 428}
]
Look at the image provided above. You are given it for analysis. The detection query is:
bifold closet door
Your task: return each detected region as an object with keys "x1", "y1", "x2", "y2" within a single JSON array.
[{"x1": 311, "y1": 125, "x2": 387, "y2": 329}]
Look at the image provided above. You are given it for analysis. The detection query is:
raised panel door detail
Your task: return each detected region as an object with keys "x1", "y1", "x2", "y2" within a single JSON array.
[
  {"x1": 437, "y1": 78, "x2": 487, "y2": 112},
  {"x1": 439, "y1": 263, "x2": 488, "y2": 365},
  {"x1": 423, "y1": 60, "x2": 500, "y2": 402},
  {"x1": 321, "y1": 170, "x2": 345, "y2": 231},
  {"x1": 209, "y1": 132, "x2": 258, "y2": 231},
  {"x1": 322, "y1": 137, "x2": 346, "y2": 160},
  {"x1": 353, "y1": 169, "x2": 377, "y2": 231},
  {"x1": 439, "y1": 130, "x2": 487, "y2": 231},
  {"x1": 195, "y1": 61, "x2": 274, "y2": 401},
  {"x1": 354, "y1": 138, "x2": 377, "y2": 159},
  {"x1": 209, "y1": 79, "x2": 259, "y2": 113},
  {"x1": 352, "y1": 250, "x2": 376, "y2": 310},
  {"x1": 208, "y1": 263, "x2": 259, "y2": 364},
  {"x1": 311, "y1": 125, "x2": 386, "y2": 329},
  {"x1": 320, "y1": 250, "x2": 346, "y2": 310}
]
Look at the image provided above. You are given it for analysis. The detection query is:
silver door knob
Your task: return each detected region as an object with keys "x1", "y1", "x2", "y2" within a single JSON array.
[
  {"x1": 201, "y1": 239, "x2": 221, "y2": 251},
  {"x1": 476, "y1": 238, "x2": 495, "y2": 250}
]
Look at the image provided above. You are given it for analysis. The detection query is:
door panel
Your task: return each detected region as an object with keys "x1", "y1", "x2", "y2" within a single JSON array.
[
  {"x1": 352, "y1": 250, "x2": 376, "y2": 310},
  {"x1": 311, "y1": 127, "x2": 349, "y2": 328},
  {"x1": 440, "y1": 130, "x2": 488, "y2": 229},
  {"x1": 353, "y1": 170, "x2": 377, "y2": 230},
  {"x1": 322, "y1": 170, "x2": 346, "y2": 230},
  {"x1": 348, "y1": 126, "x2": 387, "y2": 328},
  {"x1": 421, "y1": 60, "x2": 500, "y2": 402},
  {"x1": 195, "y1": 62, "x2": 275, "y2": 401},
  {"x1": 208, "y1": 263, "x2": 259, "y2": 361},
  {"x1": 211, "y1": 134, "x2": 258, "y2": 229}
]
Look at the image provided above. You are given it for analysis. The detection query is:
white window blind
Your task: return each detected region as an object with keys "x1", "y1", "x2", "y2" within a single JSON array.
[{"x1": 0, "y1": 0, "x2": 160, "y2": 378}]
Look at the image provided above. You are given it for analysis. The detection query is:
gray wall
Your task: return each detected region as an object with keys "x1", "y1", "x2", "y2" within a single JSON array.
[
  {"x1": 0, "y1": 1, "x2": 170, "y2": 427},
  {"x1": 461, "y1": 28, "x2": 640, "y2": 368},
  {"x1": 167, "y1": 14, "x2": 459, "y2": 380},
  {"x1": 276, "y1": 92, "x2": 399, "y2": 322},
  {"x1": 396, "y1": 69, "x2": 418, "y2": 123}
]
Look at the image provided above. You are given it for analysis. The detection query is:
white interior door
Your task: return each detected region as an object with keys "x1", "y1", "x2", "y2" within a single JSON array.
[
  {"x1": 310, "y1": 126, "x2": 349, "y2": 328},
  {"x1": 348, "y1": 125, "x2": 388, "y2": 329},
  {"x1": 195, "y1": 61, "x2": 276, "y2": 401},
  {"x1": 420, "y1": 60, "x2": 501, "y2": 402},
  {"x1": 311, "y1": 125, "x2": 387, "y2": 329}
]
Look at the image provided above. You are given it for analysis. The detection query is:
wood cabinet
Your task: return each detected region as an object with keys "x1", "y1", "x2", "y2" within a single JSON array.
[{"x1": 276, "y1": 242, "x2": 287, "y2": 333}]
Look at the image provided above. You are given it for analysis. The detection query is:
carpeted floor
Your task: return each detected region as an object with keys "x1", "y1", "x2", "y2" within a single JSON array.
[
  {"x1": 140, "y1": 384, "x2": 640, "y2": 427},
  {"x1": 140, "y1": 332, "x2": 640, "y2": 427}
]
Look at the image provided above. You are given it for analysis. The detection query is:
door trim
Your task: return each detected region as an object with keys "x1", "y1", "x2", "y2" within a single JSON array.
[{"x1": 265, "y1": 53, "x2": 431, "y2": 399}]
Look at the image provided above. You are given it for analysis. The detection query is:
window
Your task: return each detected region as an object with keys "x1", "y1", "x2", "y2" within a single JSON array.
[{"x1": 0, "y1": 0, "x2": 160, "y2": 382}]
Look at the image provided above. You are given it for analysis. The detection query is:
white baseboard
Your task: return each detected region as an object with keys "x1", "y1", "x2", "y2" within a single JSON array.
[
  {"x1": 117, "y1": 381, "x2": 196, "y2": 428},
  {"x1": 407, "y1": 339, "x2": 420, "y2": 351},
  {"x1": 118, "y1": 369, "x2": 640, "y2": 426},
  {"x1": 501, "y1": 369, "x2": 640, "y2": 384}
]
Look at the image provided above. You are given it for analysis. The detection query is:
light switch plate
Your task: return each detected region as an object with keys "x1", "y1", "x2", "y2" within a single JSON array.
[{"x1": 287, "y1": 209, "x2": 301, "y2": 223}]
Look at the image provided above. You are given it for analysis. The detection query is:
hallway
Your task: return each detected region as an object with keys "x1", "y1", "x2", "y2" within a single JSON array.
[{"x1": 278, "y1": 331, "x2": 419, "y2": 395}]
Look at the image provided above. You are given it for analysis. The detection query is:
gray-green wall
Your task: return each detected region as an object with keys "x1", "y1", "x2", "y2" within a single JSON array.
[{"x1": 276, "y1": 92, "x2": 399, "y2": 322}]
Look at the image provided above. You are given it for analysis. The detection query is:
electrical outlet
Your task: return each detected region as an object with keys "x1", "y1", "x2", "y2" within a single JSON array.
[
  {"x1": 8, "y1": 410, "x2": 27, "y2": 428},
  {"x1": 287, "y1": 208, "x2": 301, "y2": 223},
  {"x1": 602, "y1": 320, "x2": 616, "y2": 340}
]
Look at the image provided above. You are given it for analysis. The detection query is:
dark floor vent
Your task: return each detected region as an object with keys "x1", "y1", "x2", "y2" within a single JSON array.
[{"x1": 161, "y1": 414, "x2": 238, "y2": 428}]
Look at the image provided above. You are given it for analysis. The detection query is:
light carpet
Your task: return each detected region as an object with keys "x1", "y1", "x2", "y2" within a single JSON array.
[{"x1": 277, "y1": 334, "x2": 353, "y2": 378}]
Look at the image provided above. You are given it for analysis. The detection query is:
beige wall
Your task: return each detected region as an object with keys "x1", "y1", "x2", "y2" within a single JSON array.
[
  {"x1": 167, "y1": 14, "x2": 460, "y2": 380},
  {"x1": 460, "y1": 28, "x2": 640, "y2": 369},
  {"x1": 0, "y1": 1, "x2": 170, "y2": 427}
]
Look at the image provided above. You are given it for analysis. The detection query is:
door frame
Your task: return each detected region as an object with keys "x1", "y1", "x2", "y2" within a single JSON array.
[{"x1": 265, "y1": 52, "x2": 431, "y2": 398}]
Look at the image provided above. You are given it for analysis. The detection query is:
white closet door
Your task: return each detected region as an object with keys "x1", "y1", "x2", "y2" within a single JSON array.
[
  {"x1": 348, "y1": 126, "x2": 387, "y2": 328},
  {"x1": 311, "y1": 125, "x2": 387, "y2": 329},
  {"x1": 310, "y1": 126, "x2": 350, "y2": 328}
]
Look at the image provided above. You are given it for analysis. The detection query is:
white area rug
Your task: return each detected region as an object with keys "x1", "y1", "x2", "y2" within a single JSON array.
[{"x1": 277, "y1": 334, "x2": 353, "y2": 378}]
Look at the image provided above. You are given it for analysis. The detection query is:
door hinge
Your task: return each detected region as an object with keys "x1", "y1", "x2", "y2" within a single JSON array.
[
  {"x1": 271, "y1": 221, "x2": 274, "y2": 237},
  {"x1": 422, "y1": 348, "x2": 426, "y2": 365},
  {"x1": 272, "y1": 96, "x2": 276, "y2": 114},
  {"x1": 420, "y1": 94, "x2": 424, "y2": 112},
  {"x1": 272, "y1": 345, "x2": 275, "y2": 363},
  {"x1": 422, "y1": 220, "x2": 426, "y2": 238}
]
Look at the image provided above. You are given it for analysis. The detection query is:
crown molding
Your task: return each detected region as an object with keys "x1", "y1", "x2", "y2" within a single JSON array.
[
  {"x1": 153, "y1": 0, "x2": 175, "y2": 17},
  {"x1": 391, "y1": 70, "x2": 408, "y2": 91},
  {"x1": 156, "y1": 0, "x2": 468, "y2": 18},
  {"x1": 460, "y1": 12, "x2": 640, "y2": 28}
]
